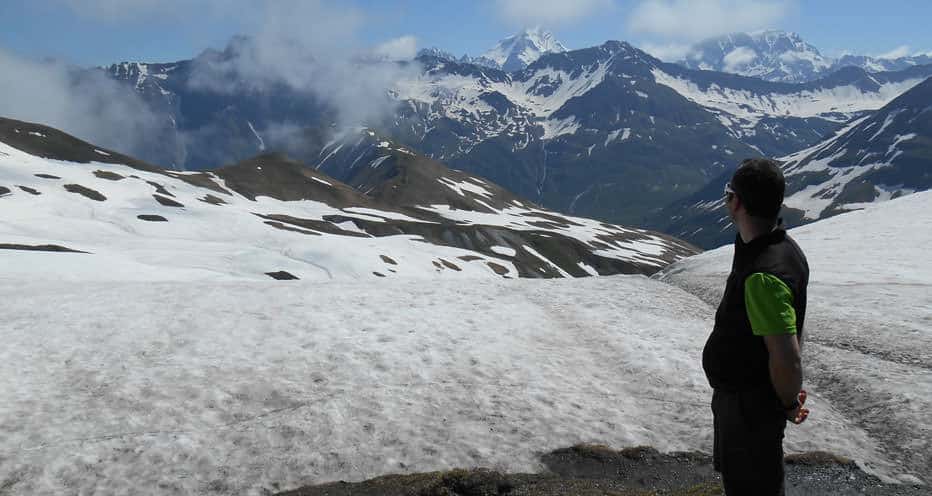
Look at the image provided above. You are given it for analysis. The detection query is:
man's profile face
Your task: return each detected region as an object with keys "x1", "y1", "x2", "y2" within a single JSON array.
[{"x1": 724, "y1": 182, "x2": 738, "y2": 222}]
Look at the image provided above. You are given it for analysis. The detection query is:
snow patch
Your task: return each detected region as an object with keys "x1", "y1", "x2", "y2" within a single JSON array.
[
  {"x1": 490, "y1": 245, "x2": 516, "y2": 257},
  {"x1": 247, "y1": 121, "x2": 266, "y2": 152},
  {"x1": 369, "y1": 155, "x2": 391, "y2": 169},
  {"x1": 540, "y1": 116, "x2": 580, "y2": 140},
  {"x1": 438, "y1": 177, "x2": 494, "y2": 199}
]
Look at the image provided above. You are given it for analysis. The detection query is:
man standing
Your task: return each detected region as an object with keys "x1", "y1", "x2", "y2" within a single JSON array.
[{"x1": 704, "y1": 158, "x2": 810, "y2": 495}]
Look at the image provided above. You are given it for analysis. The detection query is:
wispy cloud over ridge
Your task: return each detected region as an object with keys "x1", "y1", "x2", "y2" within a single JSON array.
[
  {"x1": 876, "y1": 45, "x2": 911, "y2": 60},
  {"x1": 186, "y1": 1, "x2": 422, "y2": 130}
]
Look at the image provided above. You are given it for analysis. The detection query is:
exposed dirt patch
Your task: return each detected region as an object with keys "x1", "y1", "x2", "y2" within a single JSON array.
[
  {"x1": 0, "y1": 186, "x2": 10, "y2": 196},
  {"x1": 486, "y1": 261, "x2": 510, "y2": 275},
  {"x1": 146, "y1": 180, "x2": 174, "y2": 197},
  {"x1": 784, "y1": 451, "x2": 853, "y2": 467},
  {"x1": 380, "y1": 255, "x2": 398, "y2": 265},
  {"x1": 215, "y1": 153, "x2": 368, "y2": 207},
  {"x1": 258, "y1": 214, "x2": 368, "y2": 238},
  {"x1": 263, "y1": 221, "x2": 322, "y2": 236},
  {"x1": 528, "y1": 220, "x2": 573, "y2": 230},
  {"x1": 17, "y1": 186, "x2": 40, "y2": 195},
  {"x1": 34, "y1": 173, "x2": 60, "y2": 179},
  {"x1": 153, "y1": 194, "x2": 184, "y2": 208},
  {"x1": 373, "y1": 272, "x2": 387, "y2": 277},
  {"x1": 266, "y1": 271, "x2": 299, "y2": 280},
  {"x1": 458, "y1": 255, "x2": 484, "y2": 262},
  {"x1": 275, "y1": 445, "x2": 926, "y2": 496},
  {"x1": 137, "y1": 215, "x2": 168, "y2": 222},
  {"x1": 64, "y1": 184, "x2": 106, "y2": 201},
  {"x1": 520, "y1": 211, "x2": 584, "y2": 227},
  {"x1": 0, "y1": 243, "x2": 88, "y2": 253},
  {"x1": 93, "y1": 170, "x2": 125, "y2": 181},
  {"x1": 439, "y1": 259, "x2": 462, "y2": 271},
  {"x1": 164, "y1": 171, "x2": 233, "y2": 196},
  {"x1": 0, "y1": 117, "x2": 161, "y2": 172},
  {"x1": 199, "y1": 194, "x2": 227, "y2": 206}
]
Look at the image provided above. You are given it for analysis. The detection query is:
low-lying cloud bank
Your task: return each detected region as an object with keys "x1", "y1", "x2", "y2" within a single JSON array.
[
  {"x1": 3, "y1": 0, "x2": 423, "y2": 168},
  {"x1": 0, "y1": 47, "x2": 171, "y2": 159}
]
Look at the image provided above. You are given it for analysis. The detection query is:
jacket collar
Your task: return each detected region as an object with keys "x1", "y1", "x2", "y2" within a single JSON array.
[{"x1": 735, "y1": 226, "x2": 786, "y2": 257}]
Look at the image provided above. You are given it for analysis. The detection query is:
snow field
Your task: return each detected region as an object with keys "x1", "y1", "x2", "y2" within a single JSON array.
[
  {"x1": 651, "y1": 68, "x2": 926, "y2": 126},
  {"x1": 1, "y1": 276, "x2": 715, "y2": 495},
  {"x1": 0, "y1": 141, "x2": 517, "y2": 281}
]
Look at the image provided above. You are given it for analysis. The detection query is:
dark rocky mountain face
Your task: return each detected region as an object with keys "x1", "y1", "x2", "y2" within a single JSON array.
[
  {"x1": 655, "y1": 76, "x2": 932, "y2": 249},
  {"x1": 103, "y1": 51, "x2": 333, "y2": 170}
]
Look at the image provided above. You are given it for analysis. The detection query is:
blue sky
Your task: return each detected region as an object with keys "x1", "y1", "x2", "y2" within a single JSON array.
[{"x1": 1, "y1": 0, "x2": 930, "y2": 66}]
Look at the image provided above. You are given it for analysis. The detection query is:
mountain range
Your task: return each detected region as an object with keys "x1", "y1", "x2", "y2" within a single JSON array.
[
  {"x1": 99, "y1": 35, "x2": 931, "y2": 247},
  {"x1": 1, "y1": 28, "x2": 927, "y2": 250}
]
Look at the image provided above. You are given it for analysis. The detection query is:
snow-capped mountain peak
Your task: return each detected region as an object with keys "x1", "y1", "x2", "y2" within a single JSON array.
[
  {"x1": 682, "y1": 30, "x2": 833, "y2": 83},
  {"x1": 416, "y1": 47, "x2": 458, "y2": 61},
  {"x1": 681, "y1": 30, "x2": 932, "y2": 83},
  {"x1": 481, "y1": 27, "x2": 568, "y2": 72}
]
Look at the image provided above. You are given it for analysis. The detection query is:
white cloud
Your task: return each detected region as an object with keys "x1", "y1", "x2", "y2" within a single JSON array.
[
  {"x1": 187, "y1": 0, "x2": 422, "y2": 130},
  {"x1": 639, "y1": 42, "x2": 693, "y2": 62},
  {"x1": 373, "y1": 36, "x2": 418, "y2": 61},
  {"x1": 495, "y1": 0, "x2": 613, "y2": 27},
  {"x1": 25, "y1": 0, "x2": 423, "y2": 159},
  {"x1": 723, "y1": 46, "x2": 758, "y2": 71},
  {"x1": 0, "y1": 47, "x2": 171, "y2": 160},
  {"x1": 628, "y1": 0, "x2": 789, "y2": 41},
  {"x1": 876, "y1": 45, "x2": 911, "y2": 60}
]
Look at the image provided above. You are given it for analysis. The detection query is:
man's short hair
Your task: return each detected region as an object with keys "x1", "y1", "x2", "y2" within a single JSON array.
[{"x1": 731, "y1": 158, "x2": 785, "y2": 219}]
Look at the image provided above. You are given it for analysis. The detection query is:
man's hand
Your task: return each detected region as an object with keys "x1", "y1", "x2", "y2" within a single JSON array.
[{"x1": 786, "y1": 389, "x2": 809, "y2": 425}]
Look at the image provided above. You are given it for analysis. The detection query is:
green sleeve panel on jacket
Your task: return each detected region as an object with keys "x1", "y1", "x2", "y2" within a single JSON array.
[{"x1": 744, "y1": 272, "x2": 797, "y2": 336}]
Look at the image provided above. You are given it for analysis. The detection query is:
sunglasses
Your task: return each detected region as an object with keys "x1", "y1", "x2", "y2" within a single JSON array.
[{"x1": 724, "y1": 182, "x2": 736, "y2": 201}]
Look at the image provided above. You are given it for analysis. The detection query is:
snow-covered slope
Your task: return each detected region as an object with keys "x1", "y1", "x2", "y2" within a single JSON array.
[
  {"x1": 651, "y1": 64, "x2": 929, "y2": 130},
  {"x1": 2, "y1": 191, "x2": 926, "y2": 495},
  {"x1": 780, "y1": 76, "x2": 932, "y2": 220},
  {"x1": 479, "y1": 27, "x2": 568, "y2": 73},
  {"x1": 0, "y1": 117, "x2": 696, "y2": 281},
  {"x1": 0, "y1": 274, "x2": 716, "y2": 495},
  {"x1": 656, "y1": 190, "x2": 932, "y2": 485},
  {"x1": 835, "y1": 53, "x2": 932, "y2": 74}
]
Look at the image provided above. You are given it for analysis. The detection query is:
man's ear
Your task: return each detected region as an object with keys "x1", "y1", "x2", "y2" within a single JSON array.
[{"x1": 732, "y1": 195, "x2": 743, "y2": 214}]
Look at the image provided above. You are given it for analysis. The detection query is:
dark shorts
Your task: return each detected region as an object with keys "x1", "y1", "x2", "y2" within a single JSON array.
[{"x1": 712, "y1": 387, "x2": 788, "y2": 495}]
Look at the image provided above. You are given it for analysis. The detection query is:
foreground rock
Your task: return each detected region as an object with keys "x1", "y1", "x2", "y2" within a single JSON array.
[{"x1": 275, "y1": 445, "x2": 925, "y2": 496}]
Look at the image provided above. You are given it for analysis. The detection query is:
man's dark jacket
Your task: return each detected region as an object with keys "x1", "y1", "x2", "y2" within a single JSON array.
[{"x1": 703, "y1": 228, "x2": 810, "y2": 391}]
